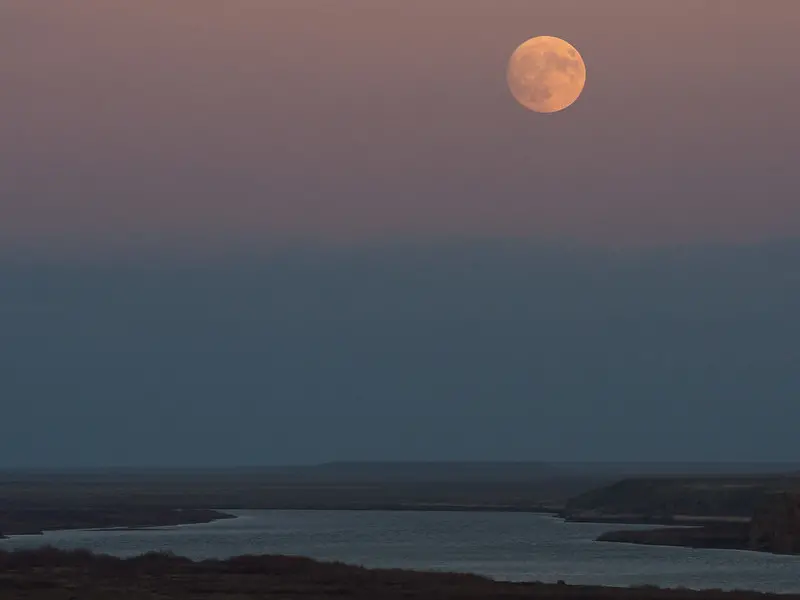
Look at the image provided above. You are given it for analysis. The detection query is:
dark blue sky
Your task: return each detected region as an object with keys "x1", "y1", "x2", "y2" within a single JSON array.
[{"x1": 2, "y1": 239, "x2": 798, "y2": 467}]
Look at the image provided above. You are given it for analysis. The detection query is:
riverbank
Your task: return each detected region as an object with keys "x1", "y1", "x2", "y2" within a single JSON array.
[
  {"x1": 0, "y1": 502, "x2": 784, "y2": 559},
  {"x1": 0, "y1": 546, "x2": 796, "y2": 600},
  {"x1": 1, "y1": 469, "x2": 795, "y2": 556},
  {"x1": 563, "y1": 512, "x2": 750, "y2": 526},
  {"x1": 557, "y1": 510, "x2": 759, "y2": 553},
  {"x1": 0, "y1": 504, "x2": 764, "y2": 557},
  {"x1": 596, "y1": 523, "x2": 752, "y2": 552},
  {"x1": 0, "y1": 508, "x2": 234, "y2": 538},
  {"x1": 0, "y1": 504, "x2": 563, "y2": 541},
  {"x1": 590, "y1": 492, "x2": 800, "y2": 555}
]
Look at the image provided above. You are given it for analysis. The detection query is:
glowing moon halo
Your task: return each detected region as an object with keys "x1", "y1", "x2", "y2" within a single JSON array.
[{"x1": 507, "y1": 36, "x2": 586, "y2": 114}]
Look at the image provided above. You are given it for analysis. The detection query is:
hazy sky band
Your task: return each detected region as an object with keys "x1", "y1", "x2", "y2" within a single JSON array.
[{"x1": 3, "y1": 239, "x2": 799, "y2": 466}]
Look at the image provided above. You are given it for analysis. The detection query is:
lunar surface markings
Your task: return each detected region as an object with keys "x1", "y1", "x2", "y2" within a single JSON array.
[{"x1": 507, "y1": 36, "x2": 587, "y2": 114}]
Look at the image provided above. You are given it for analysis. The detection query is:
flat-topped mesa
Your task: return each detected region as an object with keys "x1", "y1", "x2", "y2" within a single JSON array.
[{"x1": 749, "y1": 492, "x2": 800, "y2": 554}]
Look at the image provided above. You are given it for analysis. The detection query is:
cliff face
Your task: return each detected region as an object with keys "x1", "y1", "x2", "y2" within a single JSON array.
[{"x1": 748, "y1": 492, "x2": 800, "y2": 554}]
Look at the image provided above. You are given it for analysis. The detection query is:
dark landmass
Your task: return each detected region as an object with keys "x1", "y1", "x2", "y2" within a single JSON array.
[
  {"x1": 563, "y1": 476, "x2": 800, "y2": 521},
  {"x1": 0, "y1": 466, "x2": 609, "y2": 515},
  {"x1": 4, "y1": 463, "x2": 797, "y2": 518},
  {"x1": 0, "y1": 508, "x2": 234, "y2": 538},
  {"x1": 280, "y1": 461, "x2": 565, "y2": 482},
  {"x1": 555, "y1": 475, "x2": 800, "y2": 555},
  {"x1": 584, "y1": 485, "x2": 800, "y2": 556},
  {"x1": 0, "y1": 546, "x2": 795, "y2": 600},
  {"x1": 563, "y1": 514, "x2": 750, "y2": 526},
  {"x1": 746, "y1": 491, "x2": 800, "y2": 554},
  {"x1": 597, "y1": 523, "x2": 751, "y2": 551}
]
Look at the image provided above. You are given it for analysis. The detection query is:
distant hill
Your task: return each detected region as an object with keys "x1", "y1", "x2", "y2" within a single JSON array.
[
  {"x1": 3, "y1": 462, "x2": 797, "y2": 484},
  {"x1": 300, "y1": 461, "x2": 561, "y2": 483},
  {"x1": 292, "y1": 461, "x2": 800, "y2": 483},
  {"x1": 551, "y1": 462, "x2": 800, "y2": 478}
]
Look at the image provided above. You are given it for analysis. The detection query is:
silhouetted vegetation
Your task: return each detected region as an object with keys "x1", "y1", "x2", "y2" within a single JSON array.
[{"x1": 0, "y1": 547, "x2": 790, "y2": 599}]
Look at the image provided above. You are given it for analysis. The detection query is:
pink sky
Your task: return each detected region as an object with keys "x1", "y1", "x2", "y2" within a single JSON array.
[{"x1": 2, "y1": 0, "x2": 799, "y2": 255}]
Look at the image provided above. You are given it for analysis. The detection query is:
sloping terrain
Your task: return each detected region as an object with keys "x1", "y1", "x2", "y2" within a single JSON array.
[
  {"x1": 565, "y1": 476, "x2": 800, "y2": 520},
  {"x1": 0, "y1": 547, "x2": 795, "y2": 600}
]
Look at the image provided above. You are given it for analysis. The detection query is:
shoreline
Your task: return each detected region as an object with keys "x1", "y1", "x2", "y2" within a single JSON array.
[
  {"x1": 0, "y1": 505, "x2": 562, "y2": 541},
  {"x1": 562, "y1": 513, "x2": 750, "y2": 526},
  {"x1": 559, "y1": 511, "x2": 771, "y2": 555},
  {"x1": 595, "y1": 524, "x2": 753, "y2": 553},
  {"x1": 0, "y1": 508, "x2": 236, "y2": 539},
  {"x1": 2, "y1": 504, "x2": 792, "y2": 558}
]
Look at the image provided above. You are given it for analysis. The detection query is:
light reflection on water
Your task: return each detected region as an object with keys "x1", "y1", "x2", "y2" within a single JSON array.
[{"x1": 2, "y1": 510, "x2": 799, "y2": 593}]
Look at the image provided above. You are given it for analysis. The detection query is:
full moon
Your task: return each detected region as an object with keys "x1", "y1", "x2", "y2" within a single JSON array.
[{"x1": 507, "y1": 36, "x2": 586, "y2": 114}]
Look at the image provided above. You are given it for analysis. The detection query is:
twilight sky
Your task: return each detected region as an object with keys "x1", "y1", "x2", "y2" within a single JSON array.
[
  {"x1": 2, "y1": 0, "x2": 800, "y2": 253},
  {"x1": 1, "y1": 1, "x2": 799, "y2": 466}
]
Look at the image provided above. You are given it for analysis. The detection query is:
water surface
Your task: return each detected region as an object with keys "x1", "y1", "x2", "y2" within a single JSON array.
[{"x1": 2, "y1": 510, "x2": 798, "y2": 593}]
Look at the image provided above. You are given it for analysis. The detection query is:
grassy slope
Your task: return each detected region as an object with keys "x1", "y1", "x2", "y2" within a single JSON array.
[
  {"x1": 0, "y1": 547, "x2": 794, "y2": 600},
  {"x1": 564, "y1": 476, "x2": 800, "y2": 519}
]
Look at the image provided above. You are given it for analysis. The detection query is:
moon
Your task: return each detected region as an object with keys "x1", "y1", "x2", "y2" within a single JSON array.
[{"x1": 507, "y1": 36, "x2": 586, "y2": 114}]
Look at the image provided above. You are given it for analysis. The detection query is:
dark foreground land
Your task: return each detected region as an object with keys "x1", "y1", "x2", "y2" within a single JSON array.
[{"x1": 0, "y1": 547, "x2": 795, "y2": 600}]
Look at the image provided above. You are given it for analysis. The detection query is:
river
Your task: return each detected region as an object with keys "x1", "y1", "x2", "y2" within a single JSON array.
[{"x1": 2, "y1": 510, "x2": 798, "y2": 593}]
